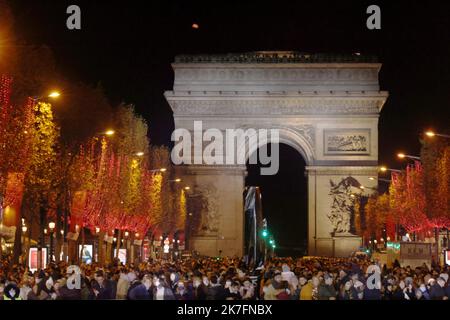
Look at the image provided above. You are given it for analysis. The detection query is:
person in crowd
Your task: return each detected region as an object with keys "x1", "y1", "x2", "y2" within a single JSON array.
[
  {"x1": 19, "y1": 280, "x2": 32, "y2": 300},
  {"x1": 128, "y1": 274, "x2": 152, "y2": 300},
  {"x1": 299, "y1": 277, "x2": 314, "y2": 300},
  {"x1": 3, "y1": 282, "x2": 21, "y2": 300},
  {"x1": 225, "y1": 281, "x2": 242, "y2": 300},
  {"x1": 318, "y1": 274, "x2": 337, "y2": 300},
  {"x1": 174, "y1": 280, "x2": 193, "y2": 300},
  {"x1": 0, "y1": 254, "x2": 449, "y2": 301},
  {"x1": 240, "y1": 279, "x2": 256, "y2": 300},
  {"x1": 262, "y1": 271, "x2": 285, "y2": 300},
  {"x1": 206, "y1": 275, "x2": 226, "y2": 300},
  {"x1": 153, "y1": 275, "x2": 175, "y2": 300},
  {"x1": 116, "y1": 268, "x2": 130, "y2": 300},
  {"x1": 429, "y1": 277, "x2": 448, "y2": 300},
  {"x1": 92, "y1": 270, "x2": 114, "y2": 300},
  {"x1": 339, "y1": 280, "x2": 355, "y2": 300}
]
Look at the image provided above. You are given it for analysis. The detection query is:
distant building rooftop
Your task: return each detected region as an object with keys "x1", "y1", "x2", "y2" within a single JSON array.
[{"x1": 174, "y1": 51, "x2": 378, "y2": 63}]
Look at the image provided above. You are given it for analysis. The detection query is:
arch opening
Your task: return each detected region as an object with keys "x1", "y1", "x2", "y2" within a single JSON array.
[{"x1": 245, "y1": 143, "x2": 308, "y2": 257}]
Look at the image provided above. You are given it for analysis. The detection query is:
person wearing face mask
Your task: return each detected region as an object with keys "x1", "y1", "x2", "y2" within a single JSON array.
[
  {"x1": 206, "y1": 275, "x2": 226, "y2": 300},
  {"x1": 429, "y1": 277, "x2": 448, "y2": 300},
  {"x1": 416, "y1": 282, "x2": 430, "y2": 300},
  {"x1": 318, "y1": 274, "x2": 337, "y2": 300},
  {"x1": 174, "y1": 281, "x2": 193, "y2": 300},
  {"x1": 352, "y1": 280, "x2": 365, "y2": 300},
  {"x1": 152, "y1": 276, "x2": 175, "y2": 300},
  {"x1": 414, "y1": 288, "x2": 426, "y2": 300},
  {"x1": 192, "y1": 276, "x2": 207, "y2": 300},
  {"x1": 225, "y1": 281, "x2": 241, "y2": 300},
  {"x1": 128, "y1": 274, "x2": 152, "y2": 300}
]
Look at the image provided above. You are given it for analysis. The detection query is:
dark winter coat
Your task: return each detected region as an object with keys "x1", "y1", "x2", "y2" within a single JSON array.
[
  {"x1": 206, "y1": 284, "x2": 227, "y2": 300},
  {"x1": 318, "y1": 284, "x2": 336, "y2": 300},
  {"x1": 429, "y1": 284, "x2": 446, "y2": 300},
  {"x1": 128, "y1": 284, "x2": 151, "y2": 300}
]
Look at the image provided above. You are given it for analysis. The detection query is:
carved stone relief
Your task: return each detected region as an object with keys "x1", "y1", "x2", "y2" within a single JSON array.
[{"x1": 327, "y1": 176, "x2": 361, "y2": 235}]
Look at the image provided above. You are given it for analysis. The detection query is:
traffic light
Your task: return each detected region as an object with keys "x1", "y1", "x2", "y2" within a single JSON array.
[{"x1": 262, "y1": 229, "x2": 268, "y2": 238}]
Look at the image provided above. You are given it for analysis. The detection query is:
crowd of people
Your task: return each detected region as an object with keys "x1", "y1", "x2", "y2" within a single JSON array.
[{"x1": 0, "y1": 254, "x2": 449, "y2": 300}]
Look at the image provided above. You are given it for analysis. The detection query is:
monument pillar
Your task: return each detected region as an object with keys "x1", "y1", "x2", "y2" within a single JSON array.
[
  {"x1": 307, "y1": 166, "x2": 378, "y2": 257},
  {"x1": 181, "y1": 165, "x2": 246, "y2": 257}
]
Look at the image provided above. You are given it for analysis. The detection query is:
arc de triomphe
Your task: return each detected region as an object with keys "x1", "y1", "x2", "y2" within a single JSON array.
[{"x1": 165, "y1": 52, "x2": 388, "y2": 257}]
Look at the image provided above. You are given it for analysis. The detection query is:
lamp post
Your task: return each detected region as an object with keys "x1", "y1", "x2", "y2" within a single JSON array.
[
  {"x1": 21, "y1": 225, "x2": 27, "y2": 264},
  {"x1": 48, "y1": 222, "x2": 55, "y2": 262}
]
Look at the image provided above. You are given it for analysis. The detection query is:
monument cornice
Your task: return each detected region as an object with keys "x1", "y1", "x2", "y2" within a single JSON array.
[
  {"x1": 305, "y1": 166, "x2": 379, "y2": 176},
  {"x1": 166, "y1": 95, "x2": 387, "y2": 115},
  {"x1": 174, "y1": 51, "x2": 378, "y2": 64}
]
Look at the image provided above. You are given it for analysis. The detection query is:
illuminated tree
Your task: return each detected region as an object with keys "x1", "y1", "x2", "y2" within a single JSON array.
[
  {"x1": 389, "y1": 162, "x2": 429, "y2": 237},
  {"x1": 421, "y1": 139, "x2": 450, "y2": 229},
  {"x1": 20, "y1": 102, "x2": 59, "y2": 265}
]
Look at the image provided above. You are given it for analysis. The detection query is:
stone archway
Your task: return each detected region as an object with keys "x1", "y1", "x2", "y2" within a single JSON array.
[{"x1": 165, "y1": 51, "x2": 388, "y2": 257}]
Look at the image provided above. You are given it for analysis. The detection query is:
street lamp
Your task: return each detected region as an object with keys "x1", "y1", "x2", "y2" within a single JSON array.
[
  {"x1": 135, "y1": 152, "x2": 145, "y2": 157},
  {"x1": 184, "y1": 186, "x2": 190, "y2": 190},
  {"x1": 397, "y1": 153, "x2": 421, "y2": 161},
  {"x1": 104, "y1": 129, "x2": 115, "y2": 136},
  {"x1": 48, "y1": 222, "x2": 56, "y2": 262},
  {"x1": 47, "y1": 91, "x2": 61, "y2": 98},
  {"x1": 425, "y1": 130, "x2": 450, "y2": 139},
  {"x1": 169, "y1": 178, "x2": 182, "y2": 183},
  {"x1": 32, "y1": 90, "x2": 61, "y2": 102},
  {"x1": 379, "y1": 166, "x2": 403, "y2": 173},
  {"x1": 149, "y1": 168, "x2": 166, "y2": 173}
]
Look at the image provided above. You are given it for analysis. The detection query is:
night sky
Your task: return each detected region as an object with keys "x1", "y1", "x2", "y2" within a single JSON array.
[{"x1": 9, "y1": 1, "x2": 450, "y2": 254}]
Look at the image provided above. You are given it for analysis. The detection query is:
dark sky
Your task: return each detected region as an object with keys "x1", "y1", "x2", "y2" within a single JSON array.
[{"x1": 10, "y1": 0, "x2": 450, "y2": 253}]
